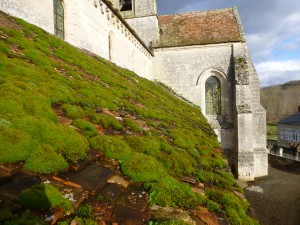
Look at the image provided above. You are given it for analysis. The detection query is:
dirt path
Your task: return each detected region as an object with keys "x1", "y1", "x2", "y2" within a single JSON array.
[{"x1": 245, "y1": 157, "x2": 300, "y2": 225}]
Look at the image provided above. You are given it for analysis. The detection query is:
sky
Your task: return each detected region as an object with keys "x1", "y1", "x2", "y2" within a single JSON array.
[{"x1": 157, "y1": 0, "x2": 300, "y2": 87}]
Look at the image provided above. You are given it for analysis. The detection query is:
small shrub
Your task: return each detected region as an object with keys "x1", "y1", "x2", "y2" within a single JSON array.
[
  {"x1": 124, "y1": 118, "x2": 142, "y2": 132},
  {"x1": 19, "y1": 184, "x2": 72, "y2": 210}
]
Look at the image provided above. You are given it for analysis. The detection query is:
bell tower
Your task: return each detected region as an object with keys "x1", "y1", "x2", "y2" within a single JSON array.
[{"x1": 113, "y1": 0, "x2": 159, "y2": 47}]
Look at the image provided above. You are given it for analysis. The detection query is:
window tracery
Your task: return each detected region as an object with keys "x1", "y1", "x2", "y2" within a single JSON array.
[
  {"x1": 205, "y1": 76, "x2": 221, "y2": 115},
  {"x1": 54, "y1": 0, "x2": 64, "y2": 39}
]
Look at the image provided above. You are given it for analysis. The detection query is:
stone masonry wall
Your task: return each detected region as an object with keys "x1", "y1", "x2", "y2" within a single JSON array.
[
  {"x1": 154, "y1": 42, "x2": 267, "y2": 180},
  {"x1": 0, "y1": 0, "x2": 154, "y2": 80},
  {"x1": 153, "y1": 43, "x2": 236, "y2": 150},
  {"x1": 0, "y1": 0, "x2": 54, "y2": 34},
  {"x1": 233, "y1": 43, "x2": 268, "y2": 179},
  {"x1": 126, "y1": 16, "x2": 159, "y2": 46},
  {"x1": 134, "y1": 0, "x2": 157, "y2": 17}
]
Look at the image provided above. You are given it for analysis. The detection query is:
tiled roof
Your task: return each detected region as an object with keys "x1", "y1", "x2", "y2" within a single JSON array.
[
  {"x1": 278, "y1": 112, "x2": 300, "y2": 125},
  {"x1": 154, "y1": 8, "x2": 244, "y2": 48}
]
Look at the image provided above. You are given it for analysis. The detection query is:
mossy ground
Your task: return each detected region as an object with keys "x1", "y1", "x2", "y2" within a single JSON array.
[{"x1": 0, "y1": 12, "x2": 258, "y2": 224}]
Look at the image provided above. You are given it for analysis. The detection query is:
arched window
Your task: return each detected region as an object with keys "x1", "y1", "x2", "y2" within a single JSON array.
[
  {"x1": 205, "y1": 76, "x2": 221, "y2": 115},
  {"x1": 120, "y1": 0, "x2": 132, "y2": 11},
  {"x1": 54, "y1": 0, "x2": 64, "y2": 39}
]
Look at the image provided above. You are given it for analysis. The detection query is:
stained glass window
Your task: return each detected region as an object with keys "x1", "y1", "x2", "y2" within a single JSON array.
[
  {"x1": 54, "y1": 0, "x2": 64, "y2": 39},
  {"x1": 205, "y1": 76, "x2": 221, "y2": 115}
]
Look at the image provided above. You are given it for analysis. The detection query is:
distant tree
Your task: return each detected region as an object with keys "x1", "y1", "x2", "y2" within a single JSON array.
[{"x1": 260, "y1": 80, "x2": 300, "y2": 123}]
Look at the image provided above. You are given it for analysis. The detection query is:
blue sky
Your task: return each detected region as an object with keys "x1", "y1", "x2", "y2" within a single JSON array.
[{"x1": 157, "y1": 0, "x2": 300, "y2": 87}]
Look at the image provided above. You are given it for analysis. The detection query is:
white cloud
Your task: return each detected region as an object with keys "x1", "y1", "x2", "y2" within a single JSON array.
[
  {"x1": 157, "y1": 0, "x2": 300, "y2": 86},
  {"x1": 256, "y1": 60, "x2": 300, "y2": 86}
]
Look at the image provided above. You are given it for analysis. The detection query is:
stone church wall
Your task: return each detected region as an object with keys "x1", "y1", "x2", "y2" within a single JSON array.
[
  {"x1": 153, "y1": 42, "x2": 268, "y2": 180},
  {"x1": 126, "y1": 16, "x2": 159, "y2": 46},
  {"x1": 0, "y1": 0, "x2": 154, "y2": 80},
  {"x1": 0, "y1": 0, "x2": 54, "y2": 34},
  {"x1": 153, "y1": 43, "x2": 236, "y2": 149}
]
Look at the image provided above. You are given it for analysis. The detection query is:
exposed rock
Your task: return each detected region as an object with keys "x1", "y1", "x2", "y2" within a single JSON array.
[
  {"x1": 246, "y1": 185, "x2": 263, "y2": 193},
  {"x1": 108, "y1": 175, "x2": 130, "y2": 188},
  {"x1": 191, "y1": 187, "x2": 205, "y2": 196},
  {"x1": 182, "y1": 176, "x2": 197, "y2": 185},
  {"x1": 194, "y1": 206, "x2": 221, "y2": 225},
  {"x1": 111, "y1": 204, "x2": 150, "y2": 225},
  {"x1": 149, "y1": 205, "x2": 196, "y2": 224}
]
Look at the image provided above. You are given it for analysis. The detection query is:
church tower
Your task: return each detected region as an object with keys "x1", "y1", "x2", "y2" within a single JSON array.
[{"x1": 112, "y1": 0, "x2": 159, "y2": 47}]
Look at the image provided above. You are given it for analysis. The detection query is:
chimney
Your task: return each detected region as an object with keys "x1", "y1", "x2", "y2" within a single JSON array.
[{"x1": 298, "y1": 106, "x2": 300, "y2": 112}]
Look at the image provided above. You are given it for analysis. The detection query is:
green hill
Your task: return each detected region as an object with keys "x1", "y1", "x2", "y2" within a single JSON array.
[
  {"x1": 261, "y1": 80, "x2": 300, "y2": 123},
  {"x1": 0, "y1": 12, "x2": 258, "y2": 224}
]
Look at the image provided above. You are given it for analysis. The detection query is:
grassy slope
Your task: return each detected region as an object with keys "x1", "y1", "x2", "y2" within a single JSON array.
[{"x1": 0, "y1": 12, "x2": 258, "y2": 224}]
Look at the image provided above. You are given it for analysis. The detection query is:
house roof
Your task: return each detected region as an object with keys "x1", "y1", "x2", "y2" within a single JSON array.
[
  {"x1": 154, "y1": 7, "x2": 244, "y2": 48},
  {"x1": 278, "y1": 112, "x2": 300, "y2": 125}
]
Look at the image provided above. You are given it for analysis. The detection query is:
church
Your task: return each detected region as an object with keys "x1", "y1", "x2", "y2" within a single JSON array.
[{"x1": 0, "y1": 0, "x2": 268, "y2": 180}]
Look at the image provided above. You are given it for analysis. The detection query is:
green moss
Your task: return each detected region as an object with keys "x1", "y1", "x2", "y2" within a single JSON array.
[
  {"x1": 73, "y1": 119, "x2": 98, "y2": 137},
  {"x1": 125, "y1": 136, "x2": 161, "y2": 156},
  {"x1": 124, "y1": 118, "x2": 142, "y2": 132},
  {"x1": 61, "y1": 104, "x2": 84, "y2": 119},
  {"x1": 75, "y1": 204, "x2": 92, "y2": 218},
  {"x1": 149, "y1": 220, "x2": 191, "y2": 225},
  {"x1": 24, "y1": 145, "x2": 68, "y2": 174},
  {"x1": 19, "y1": 184, "x2": 72, "y2": 210},
  {"x1": 0, "y1": 210, "x2": 47, "y2": 225},
  {"x1": 87, "y1": 112, "x2": 123, "y2": 131},
  {"x1": 145, "y1": 177, "x2": 205, "y2": 209},
  {"x1": 121, "y1": 152, "x2": 169, "y2": 182},
  {"x1": 0, "y1": 41, "x2": 9, "y2": 54},
  {"x1": 0, "y1": 126, "x2": 34, "y2": 163},
  {"x1": 89, "y1": 135, "x2": 132, "y2": 161},
  {"x1": 0, "y1": 14, "x2": 257, "y2": 224}
]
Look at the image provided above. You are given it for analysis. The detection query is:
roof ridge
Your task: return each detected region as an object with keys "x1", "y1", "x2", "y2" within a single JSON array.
[{"x1": 158, "y1": 7, "x2": 234, "y2": 17}]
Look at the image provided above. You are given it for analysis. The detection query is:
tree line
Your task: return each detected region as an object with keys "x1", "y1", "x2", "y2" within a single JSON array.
[{"x1": 260, "y1": 80, "x2": 300, "y2": 123}]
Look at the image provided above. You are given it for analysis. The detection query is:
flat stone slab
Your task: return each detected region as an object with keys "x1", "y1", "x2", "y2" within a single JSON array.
[
  {"x1": 62, "y1": 165, "x2": 114, "y2": 195},
  {"x1": 116, "y1": 184, "x2": 148, "y2": 211},
  {"x1": 0, "y1": 173, "x2": 42, "y2": 197},
  {"x1": 0, "y1": 171, "x2": 12, "y2": 185},
  {"x1": 99, "y1": 183, "x2": 123, "y2": 203},
  {"x1": 110, "y1": 204, "x2": 150, "y2": 225}
]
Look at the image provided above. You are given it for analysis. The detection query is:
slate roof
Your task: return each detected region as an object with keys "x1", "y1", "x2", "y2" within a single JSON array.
[
  {"x1": 278, "y1": 112, "x2": 300, "y2": 126},
  {"x1": 154, "y1": 7, "x2": 244, "y2": 48}
]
